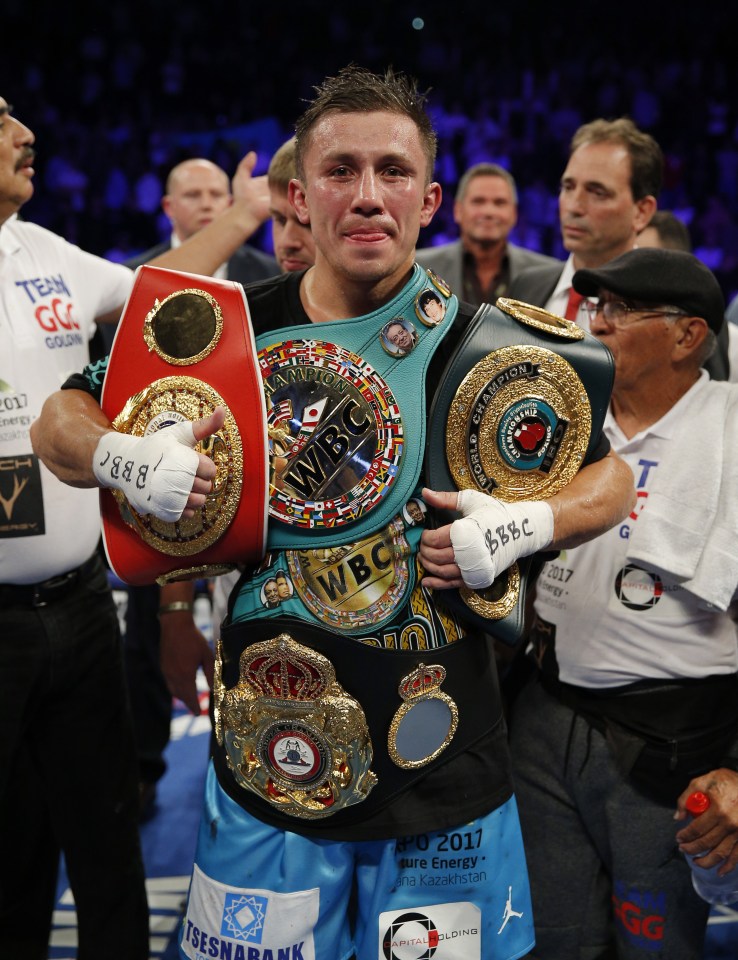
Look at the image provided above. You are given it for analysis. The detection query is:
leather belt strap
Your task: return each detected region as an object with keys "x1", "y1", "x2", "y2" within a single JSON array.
[{"x1": 0, "y1": 554, "x2": 101, "y2": 608}]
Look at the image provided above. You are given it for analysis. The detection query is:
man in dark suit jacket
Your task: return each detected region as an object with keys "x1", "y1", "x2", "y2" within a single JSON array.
[
  {"x1": 416, "y1": 162, "x2": 558, "y2": 301},
  {"x1": 509, "y1": 118, "x2": 728, "y2": 379},
  {"x1": 126, "y1": 156, "x2": 279, "y2": 284},
  {"x1": 510, "y1": 118, "x2": 660, "y2": 318}
]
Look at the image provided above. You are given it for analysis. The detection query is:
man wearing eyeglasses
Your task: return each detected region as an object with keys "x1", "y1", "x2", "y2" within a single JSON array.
[{"x1": 508, "y1": 246, "x2": 738, "y2": 958}]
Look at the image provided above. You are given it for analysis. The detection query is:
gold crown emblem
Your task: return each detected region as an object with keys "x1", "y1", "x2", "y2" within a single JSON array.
[
  {"x1": 398, "y1": 662, "x2": 446, "y2": 701},
  {"x1": 240, "y1": 634, "x2": 334, "y2": 701}
]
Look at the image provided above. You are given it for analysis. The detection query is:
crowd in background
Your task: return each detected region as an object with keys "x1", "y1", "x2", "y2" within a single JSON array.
[{"x1": 7, "y1": 2, "x2": 738, "y2": 301}]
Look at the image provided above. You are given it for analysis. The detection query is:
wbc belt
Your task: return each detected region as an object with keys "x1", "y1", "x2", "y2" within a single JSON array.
[
  {"x1": 258, "y1": 264, "x2": 458, "y2": 550},
  {"x1": 426, "y1": 297, "x2": 614, "y2": 645},
  {"x1": 100, "y1": 265, "x2": 269, "y2": 586}
]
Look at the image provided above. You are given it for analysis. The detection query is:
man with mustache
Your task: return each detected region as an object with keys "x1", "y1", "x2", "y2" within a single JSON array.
[{"x1": 0, "y1": 94, "x2": 275, "y2": 959}]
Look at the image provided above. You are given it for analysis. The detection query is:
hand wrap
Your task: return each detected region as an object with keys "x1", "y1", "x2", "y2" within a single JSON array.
[
  {"x1": 93, "y1": 422, "x2": 200, "y2": 522},
  {"x1": 450, "y1": 489, "x2": 554, "y2": 589}
]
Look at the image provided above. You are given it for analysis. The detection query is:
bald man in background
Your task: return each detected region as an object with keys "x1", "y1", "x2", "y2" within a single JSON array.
[{"x1": 126, "y1": 155, "x2": 279, "y2": 282}]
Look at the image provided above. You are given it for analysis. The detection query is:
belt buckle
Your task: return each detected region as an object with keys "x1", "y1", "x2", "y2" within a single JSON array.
[{"x1": 31, "y1": 568, "x2": 76, "y2": 607}]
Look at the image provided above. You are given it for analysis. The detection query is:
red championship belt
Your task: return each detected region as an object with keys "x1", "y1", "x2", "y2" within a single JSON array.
[{"x1": 100, "y1": 265, "x2": 268, "y2": 586}]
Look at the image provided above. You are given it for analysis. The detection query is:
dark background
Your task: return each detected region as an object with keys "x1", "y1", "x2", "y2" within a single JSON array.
[{"x1": 4, "y1": 0, "x2": 738, "y2": 296}]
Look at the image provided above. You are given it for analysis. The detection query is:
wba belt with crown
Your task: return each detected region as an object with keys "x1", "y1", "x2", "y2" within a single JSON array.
[{"x1": 212, "y1": 615, "x2": 499, "y2": 826}]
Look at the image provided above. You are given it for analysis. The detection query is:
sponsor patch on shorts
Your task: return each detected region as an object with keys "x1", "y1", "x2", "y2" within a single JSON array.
[
  {"x1": 181, "y1": 863, "x2": 318, "y2": 959},
  {"x1": 378, "y1": 900, "x2": 481, "y2": 959}
]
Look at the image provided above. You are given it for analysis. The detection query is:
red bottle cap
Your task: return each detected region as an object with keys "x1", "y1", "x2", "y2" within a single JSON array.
[{"x1": 686, "y1": 791, "x2": 711, "y2": 815}]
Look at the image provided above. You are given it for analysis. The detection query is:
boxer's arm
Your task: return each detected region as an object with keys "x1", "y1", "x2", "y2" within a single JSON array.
[
  {"x1": 420, "y1": 450, "x2": 635, "y2": 590},
  {"x1": 30, "y1": 389, "x2": 113, "y2": 487},
  {"x1": 546, "y1": 448, "x2": 635, "y2": 548},
  {"x1": 31, "y1": 389, "x2": 223, "y2": 520}
]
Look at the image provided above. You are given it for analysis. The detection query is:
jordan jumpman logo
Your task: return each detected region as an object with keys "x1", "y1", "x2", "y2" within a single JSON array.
[{"x1": 498, "y1": 886, "x2": 524, "y2": 934}]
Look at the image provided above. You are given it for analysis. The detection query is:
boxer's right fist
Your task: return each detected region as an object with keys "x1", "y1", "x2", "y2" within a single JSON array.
[{"x1": 93, "y1": 419, "x2": 208, "y2": 522}]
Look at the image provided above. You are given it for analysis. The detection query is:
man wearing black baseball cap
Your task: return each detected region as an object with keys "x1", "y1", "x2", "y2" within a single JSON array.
[{"x1": 509, "y1": 247, "x2": 738, "y2": 957}]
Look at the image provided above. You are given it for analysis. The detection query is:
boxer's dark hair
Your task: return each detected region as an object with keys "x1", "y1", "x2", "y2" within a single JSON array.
[{"x1": 294, "y1": 64, "x2": 437, "y2": 183}]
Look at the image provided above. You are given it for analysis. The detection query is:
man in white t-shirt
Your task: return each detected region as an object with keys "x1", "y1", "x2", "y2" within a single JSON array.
[
  {"x1": 0, "y1": 95, "x2": 150, "y2": 960},
  {"x1": 509, "y1": 247, "x2": 738, "y2": 959},
  {"x1": 0, "y1": 95, "x2": 262, "y2": 959}
]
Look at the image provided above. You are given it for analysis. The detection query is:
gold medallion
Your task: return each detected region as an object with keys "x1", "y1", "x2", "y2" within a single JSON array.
[
  {"x1": 497, "y1": 298, "x2": 585, "y2": 341},
  {"x1": 414, "y1": 288, "x2": 447, "y2": 327},
  {"x1": 142, "y1": 288, "x2": 224, "y2": 364},
  {"x1": 218, "y1": 634, "x2": 376, "y2": 819},
  {"x1": 446, "y1": 345, "x2": 591, "y2": 501},
  {"x1": 388, "y1": 663, "x2": 458, "y2": 769},
  {"x1": 111, "y1": 376, "x2": 243, "y2": 556},
  {"x1": 425, "y1": 268, "x2": 453, "y2": 298},
  {"x1": 459, "y1": 562, "x2": 521, "y2": 621},
  {"x1": 287, "y1": 518, "x2": 411, "y2": 631},
  {"x1": 379, "y1": 317, "x2": 418, "y2": 357}
]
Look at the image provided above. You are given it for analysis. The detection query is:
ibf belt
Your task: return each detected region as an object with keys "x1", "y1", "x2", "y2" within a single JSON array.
[
  {"x1": 426, "y1": 298, "x2": 614, "y2": 645},
  {"x1": 212, "y1": 616, "x2": 498, "y2": 827},
  {"x1": 100, "y1": 266, "x2": 269, "y2": 585},
  {"x1": 257, "y1": 264, "x2": 457, "y2": 551}
]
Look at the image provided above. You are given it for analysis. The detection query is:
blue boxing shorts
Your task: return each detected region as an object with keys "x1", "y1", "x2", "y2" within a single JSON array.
[{"x1": 179, "y1": 762, "x2": 534, "y2": 960}]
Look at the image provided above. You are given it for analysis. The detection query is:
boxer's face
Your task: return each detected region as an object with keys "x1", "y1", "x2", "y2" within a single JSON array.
[{"x1": 290, "y1": 110, "x2": 441, "y2": 296}]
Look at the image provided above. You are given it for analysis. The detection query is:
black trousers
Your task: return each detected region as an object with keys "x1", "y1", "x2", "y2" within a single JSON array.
[
  {"x1": 123, "y1": 583, "x2": 172, "y2": 786},
  {"x1": 0, "y1": 558, "x2": 149, "y2": 959}
]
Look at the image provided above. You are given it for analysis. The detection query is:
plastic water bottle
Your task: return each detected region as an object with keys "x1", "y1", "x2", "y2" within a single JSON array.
[{"x1": 683, "y1": 792, "x2": 738, "y2": 905}]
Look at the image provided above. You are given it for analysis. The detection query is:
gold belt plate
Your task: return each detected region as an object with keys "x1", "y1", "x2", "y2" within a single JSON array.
[
  {"x1": 110, "y1": 376, "x2": 243, "y2": 557},
  {"x1": 217, "y1": 634, "x2": 376, "y2": 819}
]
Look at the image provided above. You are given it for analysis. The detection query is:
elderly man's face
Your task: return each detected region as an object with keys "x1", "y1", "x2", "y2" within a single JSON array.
[
  {"x1": 387, "y1": 322, "x2": 413, "y2": 350},
  {"x1": 0, "y1": 98, "x2": 36, "y2": 223},
  {"x1": 588, "y1": 289, "x2": 687, "y2": 393}
]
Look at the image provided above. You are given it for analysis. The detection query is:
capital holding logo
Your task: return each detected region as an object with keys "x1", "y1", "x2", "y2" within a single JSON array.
[
  {"x1": 382, "y1": 911, "x2": 439, "y2": 960},
  {"x1": 614, "y1": 564, "x2": 663, "y2": 610},
  {"x1": 379, "y1": 902, "x2": 481, "y2": 960}
]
